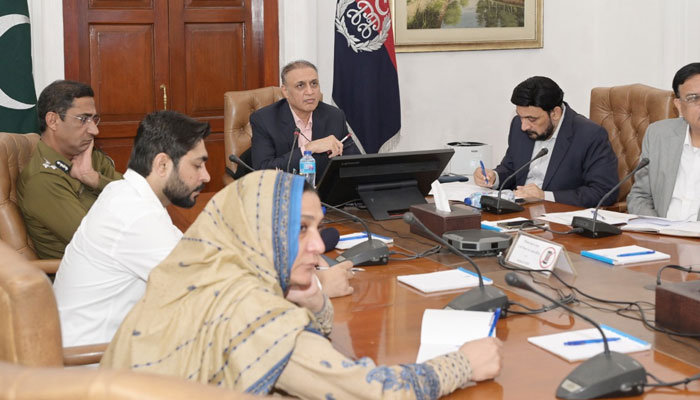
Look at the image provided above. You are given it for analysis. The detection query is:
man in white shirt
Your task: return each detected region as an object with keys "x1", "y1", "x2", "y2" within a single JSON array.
[
  {"x1": 628, "y1": 62, "x2": 700, "y2": 221},
  {"x1": 53, "y1": 110, "x2": 211, "y2": 346}
]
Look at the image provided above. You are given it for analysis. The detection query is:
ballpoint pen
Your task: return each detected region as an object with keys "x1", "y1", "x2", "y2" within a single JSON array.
[
  {"x1": 563, "y1": 337, "x2": 620, "y2": 346},
  {"x1": 480, "y1": 160, "x2": 489, "y2": 185},
  {"x1": 487, "y1": 308, "x2": 501, "y2": 337},
  {"x1": 617, "y1": 250, "x2": 655, "y2": 257}
]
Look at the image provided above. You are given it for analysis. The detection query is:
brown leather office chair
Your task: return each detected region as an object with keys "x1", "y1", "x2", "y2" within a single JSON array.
[
  {"x1": 0, "y1": 240, "x2": 104, "y2": 367},
  {"x1": 589, "y1": 84, "x2": 678, "y2": 209},
  {"x1": 0, "y1": 132, "x2": 59, "y2": 273},
  {"x1": 0, "y1": 361, "x2": 264, "y2": 400},
  {"x1": 222, "y1": 87, "x2": 284, "y2": 185}
]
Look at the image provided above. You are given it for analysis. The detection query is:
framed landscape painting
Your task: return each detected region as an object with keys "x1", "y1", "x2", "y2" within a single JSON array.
[{"x1": 393, "y1": 0, "x2": 543, "y2": 52}]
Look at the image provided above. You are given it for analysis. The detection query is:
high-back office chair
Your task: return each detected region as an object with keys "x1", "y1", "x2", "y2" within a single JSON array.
[
  {"x1": 0, "y1": 132, "x2": 59, "y2": 273},
  {"x1": 222, "y1": 87, "x2": 284, "y2": 185},
  {"x1": 0, "y1": 361, "x2": 264, "y2": 400},
  {"x1": 589, "y1": 84, "x2": 678, "y2": 208},
  {"x1": 0, "y1": 241, "x2": 104, "y2": 366}
]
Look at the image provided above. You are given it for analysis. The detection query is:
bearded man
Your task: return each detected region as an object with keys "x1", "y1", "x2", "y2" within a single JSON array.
[
  {"x1": 474, "y1": 76, "x2": 619, "y2": 207},
  {"x1": 53, "y1": 110, "x2": 211, "y2": 346}
]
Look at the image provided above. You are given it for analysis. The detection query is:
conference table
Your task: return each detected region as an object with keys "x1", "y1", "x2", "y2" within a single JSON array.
[{"x1": 169, "y1": 194, "x2": 700, "y2": 399}]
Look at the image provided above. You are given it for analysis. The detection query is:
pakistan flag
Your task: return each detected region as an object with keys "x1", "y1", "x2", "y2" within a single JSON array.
[{"x1": 0, "y1": 1, "x2": 38, "y2": 133}]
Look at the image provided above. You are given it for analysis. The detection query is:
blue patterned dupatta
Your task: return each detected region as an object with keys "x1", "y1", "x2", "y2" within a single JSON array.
[{"x1": 101, "y1": 170, "x2": 313, "y2": 394}]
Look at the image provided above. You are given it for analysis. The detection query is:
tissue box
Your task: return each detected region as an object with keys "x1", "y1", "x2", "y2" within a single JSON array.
[{"x1": 409, "y1": 203, "x2": 481, "y2": 240}]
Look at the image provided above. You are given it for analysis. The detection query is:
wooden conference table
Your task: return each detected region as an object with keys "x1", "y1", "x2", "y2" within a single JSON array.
[{"x1": 169, "y1": 194, "x2": 700, "y2": 399}]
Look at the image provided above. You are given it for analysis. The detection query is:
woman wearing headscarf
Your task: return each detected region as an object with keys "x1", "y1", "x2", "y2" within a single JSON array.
[{"x1": 101, "y1": 170, "x2": 502, "y2": 399}]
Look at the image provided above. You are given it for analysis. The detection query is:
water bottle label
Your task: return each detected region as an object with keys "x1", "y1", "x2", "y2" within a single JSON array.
[{"x1": 300, "y1": 161, "x2": 315, "y2": 174}]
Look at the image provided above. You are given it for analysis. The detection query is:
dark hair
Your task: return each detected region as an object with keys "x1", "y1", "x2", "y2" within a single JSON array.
[
  {"x1": 280, "y1": 60, "x2": 317, "y2": 85},
  {"x1": 37, "y1": 80, "x2": 94, "y2": 134},
  {"x1": 127, "y1": 110, "x2": 211, "y2": 177},
  {"x1": 672, "y1": 62, "x2": 700, "y2": 97},
  {"x1": 510, "y1": 76, "x2": 564, "y2": 112}
]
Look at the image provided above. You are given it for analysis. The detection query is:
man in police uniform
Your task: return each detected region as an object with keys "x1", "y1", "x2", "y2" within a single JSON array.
[{"x1": 17, "y1": 80, "x2": 123, "y2": 259}]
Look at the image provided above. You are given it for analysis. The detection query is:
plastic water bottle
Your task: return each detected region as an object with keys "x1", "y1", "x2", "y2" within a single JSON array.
[
  {"x1": 299, "y1": 151, "x2": 316, "y2": 187},
  {"x1": 464, "y1": 190, "x2": 516, "y2": 208}
]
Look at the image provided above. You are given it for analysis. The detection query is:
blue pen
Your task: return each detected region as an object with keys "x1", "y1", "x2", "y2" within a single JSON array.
[
  {"x1": 617, "y1": 250, "x2": 655, "y2": 257},
  {"x1": 487, "y1": 308, "x2": 501, "y2": 337},
  {"x1": 563, "y1": 337, "x2": 620, "y2": 346},
  {"x1": 480, "y1": 160, "x2": 489, "y2": 185}
]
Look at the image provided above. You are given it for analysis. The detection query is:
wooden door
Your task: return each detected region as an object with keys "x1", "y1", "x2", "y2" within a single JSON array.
[{"x1": 63, "y1": 0, "x2": 278, "y2": 192}]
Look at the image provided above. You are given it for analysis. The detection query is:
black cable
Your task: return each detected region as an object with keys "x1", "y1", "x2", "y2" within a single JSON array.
[
  {"x1": 644, "y1": 371, "x2": 700, "y2": 388},
  {"x1": 498, "y1": 255, "x2": 700, "y2": 339},
  {"x1": 656, "y1": 264, "x2": 697, "y2": 285},
  {"x1": 520, "y1": 220, "x2": 583, "y2": 235},
  {"x1": 389, "y1": 245, "x2": 442, "y2": 261}
]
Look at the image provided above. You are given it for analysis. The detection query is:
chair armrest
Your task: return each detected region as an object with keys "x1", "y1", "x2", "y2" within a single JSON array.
[
  {"x1": 63, "y1": 343, "x2": 109, "y2": 366},
  {"x1": 31, "y1": 259, "x2": 60, "y2": 274}
]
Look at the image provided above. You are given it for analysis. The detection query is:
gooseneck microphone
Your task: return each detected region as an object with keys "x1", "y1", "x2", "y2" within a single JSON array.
[
  {"x1": 323, "y1": 201, "x2": 389, "y2": 267},
  {"x1": 320, "y1": 227, "x2": 340, "y2": 253},
  {"x1": 229, "y1": 153, "x2": 255, "y2": 174},
  {"x1": 481, "y1": 148, "x2": 549, "y2": 214},
  {"x1": 403, "y1": 212, "x2": 509, "y2": 313},
  {"x1": 505, "y1": 272, "x2": 646, "y2": 399},
  {"x1": 572, "y1": 158, "x2": 649, "y2": 238},
  {"x1": 286, "y1": 128, "x2": 301, "y2": 173}
]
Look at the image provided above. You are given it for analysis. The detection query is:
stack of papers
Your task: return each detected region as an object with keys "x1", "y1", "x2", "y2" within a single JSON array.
[
  {"x1": 539, "y1": 209, "x2": 637, "y2": 226},
  {"x1": 528, "y1": 325, "x2": 651, "y2": 362},
  {"x1": 336, "y1": 232, "x2": 393, "y2": 250},
  {"x1": 416, "y1": 309, "x2": 496, "y2": 362},
  {"x1": 580, "y1": 245, "x2": 670, "y2": 266},
  {"x1": 622, "y1": 217, "x2": 700, "y2": 238},
  {"x1": 397, "y1": 267, "x2": 492, "y2": 293}
]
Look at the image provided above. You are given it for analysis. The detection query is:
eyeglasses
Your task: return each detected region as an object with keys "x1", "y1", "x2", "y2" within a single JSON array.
[
  {"x1": 678, "y1": 94, "x2": 700, "y2": 106},
  {"x1": 60, "y1": 113, "x2": 101, "y2": 126}
]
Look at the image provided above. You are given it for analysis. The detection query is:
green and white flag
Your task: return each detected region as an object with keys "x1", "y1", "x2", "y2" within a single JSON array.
[{"x1": 0, "y1": 1, "x2": 38, "y2": 133}]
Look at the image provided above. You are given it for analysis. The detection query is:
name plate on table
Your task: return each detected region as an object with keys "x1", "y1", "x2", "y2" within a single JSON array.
[{"x1": 504, "y1": 232, "x2": 576, "y2": 275}]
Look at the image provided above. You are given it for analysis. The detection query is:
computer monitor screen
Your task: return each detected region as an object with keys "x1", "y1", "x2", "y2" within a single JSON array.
[{"x1": 316, "y1": 149, "x2": 454, "y2": 220}]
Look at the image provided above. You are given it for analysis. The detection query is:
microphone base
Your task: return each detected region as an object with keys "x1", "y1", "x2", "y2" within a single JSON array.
[
  {"x1": 571, "y1": 216, "x2": 622, "y2": 238},
  {"x1": 480, "y1": 196, "x2": 524, "y2": 214},
  {"x1": 556, "y1": 351, "x2": 646, "y2": 399},
  {"x1": 335, "y1": 239, "x2": 389, "y2": 267},
  {"x1": 444, "y1": 285, "x2": 509, "y2": 313}
]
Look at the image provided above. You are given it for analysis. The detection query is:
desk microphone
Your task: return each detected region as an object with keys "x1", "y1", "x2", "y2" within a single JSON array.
[
  {"x1": 403, "y1": 212, "x2": 509, "y2": 313},
  {"x1": 505, "y1": 272, "x2": 646, "y2": 399},
  {"x1": 571, "y1": 158, "x2": 649, "y2": 238},
  {"x1": 481, "y1": 148, "x2": 549, "y2": 214},
  {"x1": 228, "y1": 153, "x2": 388, "y2": 266},
  {"x1": 323, "y1": 202, "x2": 389, "y2": 267},
  {"x1": 286, "y1": 128, "x2": 301, "y2": 173},
  {"x1": 228, "y1": 153, "x2": 255, "y2": 175}
]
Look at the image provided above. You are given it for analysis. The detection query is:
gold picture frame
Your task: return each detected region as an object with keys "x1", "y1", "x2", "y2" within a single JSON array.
[{"x1": 392, "y1": 0, "x2": 543, "y2": 52}]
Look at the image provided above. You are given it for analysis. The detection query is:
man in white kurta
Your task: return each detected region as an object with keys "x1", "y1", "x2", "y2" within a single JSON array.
[{"x1": 53, "y1": 110, "x2": 211, "y2": 346}]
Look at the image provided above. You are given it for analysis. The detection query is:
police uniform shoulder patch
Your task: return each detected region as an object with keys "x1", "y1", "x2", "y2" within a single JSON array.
[{"x1": 54, "y1": 160, "x2": 71, "y2": 173}]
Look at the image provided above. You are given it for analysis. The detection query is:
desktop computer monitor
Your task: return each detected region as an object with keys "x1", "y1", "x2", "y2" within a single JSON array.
[{"x1": 316, "y1": 148, "x2": 454, "y2": 220}]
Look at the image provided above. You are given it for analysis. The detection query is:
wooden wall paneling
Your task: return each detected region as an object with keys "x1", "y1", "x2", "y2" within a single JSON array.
[
  {"x1": 63, "y1": 0, "x2": 279, "y2": 192},
  {"x1": 88, "y1": 24, "x2": 156, "y2": 138}
]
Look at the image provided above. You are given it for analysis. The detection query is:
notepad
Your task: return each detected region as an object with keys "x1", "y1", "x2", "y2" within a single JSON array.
[
  {"x1": 622, "y1": 217, "x2": 700, "y2": 238},
  {"x1": 397, "y1": 267, "x2": 492, "y2": 293},
  {"x1": 527, "y1": 325, "x2": 651, "y2": 362},
  {"x1": 580, "y1": 245, "x2": 670, "y2": 266},
  {"x1": 416, "y1": 309, "x2": 496, "y2": 363},
  {"x1": 336, "y1": 232, "x2": 393, "y2": 250}
]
